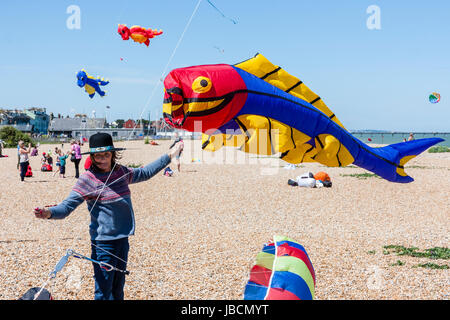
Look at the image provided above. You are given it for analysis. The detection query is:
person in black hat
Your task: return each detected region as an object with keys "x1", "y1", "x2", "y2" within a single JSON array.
[{"x1": 34, "y1": 132, "x2": 183, "y2": 300}]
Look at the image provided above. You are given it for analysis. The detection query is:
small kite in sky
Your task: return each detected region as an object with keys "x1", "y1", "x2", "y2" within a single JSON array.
[
  {"x1": 76, "y1": 69, "x2": 109, "y2": 99},
  {"x1": 214, "y1": 46, "x2": 225, "y2": 53},
  {"x1": 429, "y1": 92, "x2": 441, "y2": 104},
  {"x1": 207, "y1": 0, "x2": 237, "y2": 24},
  {"x1": 118, "y1": 24, "x2": 163, "y2": 47}
]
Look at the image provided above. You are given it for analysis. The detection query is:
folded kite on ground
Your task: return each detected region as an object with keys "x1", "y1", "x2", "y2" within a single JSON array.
[{"x1": 244, "y1": 235, "x2": 315, "y2": 300}]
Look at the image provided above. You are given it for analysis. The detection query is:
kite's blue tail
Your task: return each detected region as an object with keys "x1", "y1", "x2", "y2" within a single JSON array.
[{"x1": 354, "y1": 137, "x2": 444, "y2": 183}]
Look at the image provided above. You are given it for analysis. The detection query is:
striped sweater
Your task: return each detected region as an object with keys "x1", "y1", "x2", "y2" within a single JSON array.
[{"x1": 49, "y1": 154, "x2": 171, "y2": 240}]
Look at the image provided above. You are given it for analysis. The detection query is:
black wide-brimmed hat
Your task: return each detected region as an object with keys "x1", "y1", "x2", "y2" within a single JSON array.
[{"x1": 81, "y1": 132, "x2": 126, "y2": 155}]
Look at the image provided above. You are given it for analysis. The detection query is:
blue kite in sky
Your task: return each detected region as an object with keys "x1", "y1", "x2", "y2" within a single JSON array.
[{"x1": 76, "y1": 69, "x2": 109, "y2": 99}]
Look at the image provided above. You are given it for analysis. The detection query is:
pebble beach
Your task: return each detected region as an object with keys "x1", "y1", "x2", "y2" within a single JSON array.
[{"x1": 0, "y1": 140, "x2": 448, "y2": 300}]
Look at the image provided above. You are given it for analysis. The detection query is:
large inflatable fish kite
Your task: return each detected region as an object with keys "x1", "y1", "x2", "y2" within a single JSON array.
[
  {"x1": 243, "y1": 236, "x2": 315, "y2": 300},
  {"x1": 162, "y1": 53, "x2": 444, "y2": 183},
  {"x1": 76, "y1": 69, "x2": 109, "y2": 98},
  {"x1": 118, "y1": 24, "x2": 163, "y2": 47}
]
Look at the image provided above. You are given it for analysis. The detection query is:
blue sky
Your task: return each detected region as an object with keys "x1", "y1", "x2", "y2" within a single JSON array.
[{"x1": 1, "y1": 0, "x2": 449, "y2": 131}]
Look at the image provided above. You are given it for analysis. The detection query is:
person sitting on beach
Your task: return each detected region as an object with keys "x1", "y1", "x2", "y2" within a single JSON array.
[
  {"x1": 46, "y1": 153, "x2": 53, "y2": 166},
  {"x1": 34, "y1": 132, "x2": 183, "y2": 300},
  {"x1": 408, "y1": 133, "x2": 415, "y2": 141},
  {"x1": 30, "y1": 146, "x2": 38, "y2": 157},
  {"x1": 41, "y1": 152, "x2": 48, "y2": 166}
]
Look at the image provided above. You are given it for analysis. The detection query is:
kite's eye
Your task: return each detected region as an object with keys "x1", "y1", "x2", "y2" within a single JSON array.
[{"x1": 192, "y1": 76, "x2": 212, "y2": 93}]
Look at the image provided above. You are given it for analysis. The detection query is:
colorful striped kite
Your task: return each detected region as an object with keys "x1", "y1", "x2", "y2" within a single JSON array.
[
  {"x1": 429, "y1": 92, "x2": 441, "y2": 104},
  {"x1": 243, "y1": 235, "x2": 315, "y2": 300}
]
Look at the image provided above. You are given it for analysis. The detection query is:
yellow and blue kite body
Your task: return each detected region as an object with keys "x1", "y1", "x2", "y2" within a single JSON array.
[
  {"x1": 162, "y1": 54, "x2": 444, "y2": 183},
  {"x1": 77, "y1": 69, "x2": 109, "y2": 99}
]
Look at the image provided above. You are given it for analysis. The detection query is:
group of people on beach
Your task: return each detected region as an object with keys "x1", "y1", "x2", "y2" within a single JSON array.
[
  {"x1": 16, "y1": 139, "x2": 85, "y2": 181},
  {"x1": 33, "y1": 132, "x2": 184, "y2": 300}
]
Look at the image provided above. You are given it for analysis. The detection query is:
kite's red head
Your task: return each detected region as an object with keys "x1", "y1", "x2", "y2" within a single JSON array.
[
  {"x1": 118, "y1": 24, "x2": 131, "y2": 40},
  {"x1": 163, "y1": 64, "x2": 247, "y2": 133}
]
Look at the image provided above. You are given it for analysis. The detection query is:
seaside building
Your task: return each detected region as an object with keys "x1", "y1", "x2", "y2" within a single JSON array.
[
  {"x1": 24, "y1": 108, "x2": 50, "y2": 134},
  {"x1": 48, "y1": 115, "x2": 145, "y2": 140},
  {"x1": 0, "y1": 107, "x2": 50, "y2": 135}
]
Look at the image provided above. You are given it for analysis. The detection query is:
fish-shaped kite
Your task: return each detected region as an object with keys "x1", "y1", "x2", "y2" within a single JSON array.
[
  {"x1": 76, "y1": 69, "x2": 109, "y2": 99},
  {"x1": 243, "y1": 235, "x2": 315, "y2": 300},
  {"x1": 162, "y1": 53, "x2": 444, "y2": 183},
  {"x1": 118, "y1": 24, "x2": 163, "y2": 47}
]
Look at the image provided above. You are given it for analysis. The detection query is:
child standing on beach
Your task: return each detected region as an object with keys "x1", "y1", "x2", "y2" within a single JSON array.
[
  {"x1": 57, "y1": 149, "x2": 70, "y2": 178},
  {"x1": 34, "y1": 133, "x2": 183, "y2": 300},
  {"x1": 55, "y1": 148, "x2": 61, "y2": 167}
]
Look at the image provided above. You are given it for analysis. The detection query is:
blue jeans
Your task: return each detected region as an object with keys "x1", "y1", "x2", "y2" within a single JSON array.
[
  {"x1": 20, "y1": 161, "x2": 29, "y2": 181},
  {"x1": 91, "y1": 237, "x2": 129, "y2": 300}
]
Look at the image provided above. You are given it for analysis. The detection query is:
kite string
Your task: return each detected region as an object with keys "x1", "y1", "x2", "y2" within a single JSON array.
[
  {"x1": 35, "y1": 0, "x2": 203, "y2": 293},
  {"x1": 207, "y1": 0, "x2": 237, "y2": 24},
  {"x1": 84, "y1": 0, "x2": 204, "y2": 268},
  {"x1": 54, "y1": 0, "x2": 204, "y2": 214}
]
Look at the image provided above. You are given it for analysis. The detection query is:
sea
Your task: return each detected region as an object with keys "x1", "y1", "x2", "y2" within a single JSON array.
[{"x1": 351, "y1": 132, "x2": 450, "y2": 147}]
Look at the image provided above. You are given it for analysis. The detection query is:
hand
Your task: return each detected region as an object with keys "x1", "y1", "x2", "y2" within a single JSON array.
[
  {"x1": 167, "y1": 141, "x2": 183, "y2": 160},
  {"x1": 34, "y1": 207, "x2": 51, "y2": 219}
]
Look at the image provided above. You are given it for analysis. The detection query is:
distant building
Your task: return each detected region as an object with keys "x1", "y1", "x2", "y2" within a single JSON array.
[
  {"x1": 48, "y1": 115, "x2": 144, "y2": 140},
  {"x1": 124, "y1": 119, "x2": 140, "y2": 129},
  {"x1": 24, "y1": 108, "x2": 50, "y2": 134},
  {"x1": 48, "y1": 116, "x2": 106, "y2": 138},
  {"x1": 0, "y1": 107, "x2": 49, "y2": 135}
]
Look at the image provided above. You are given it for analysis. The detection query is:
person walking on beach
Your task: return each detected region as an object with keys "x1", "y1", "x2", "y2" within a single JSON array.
[
  {"x1": 70, "y1": 139, "x2": 83, "y2": 178},
  {"x1": 18, "y1": 141, "x2": 31, "y2": 182},
  {"x1": 30, "y1": 146, "x2": 38, "y2": 157},
  {"x1": 34, "y1": 132, "x2": 183, "y2": 300},
  {"x1": 169, "y1": 132, "x2": 184, "y2": 172}
]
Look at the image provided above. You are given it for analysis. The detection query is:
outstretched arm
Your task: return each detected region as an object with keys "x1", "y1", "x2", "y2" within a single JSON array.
[
  {"x1": 131, "y1": 141, "x2": 183, "y2": 184},
  {"x1": 34, "y1": 191, "x2": 85, "y2": 220}
]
